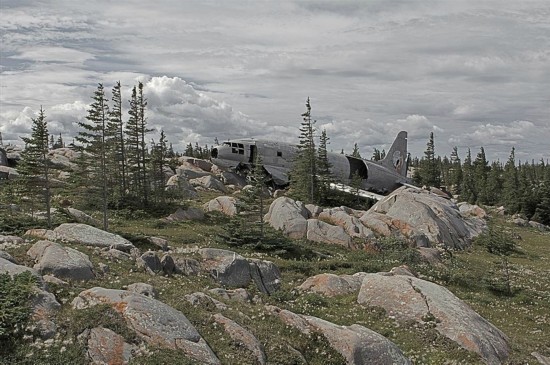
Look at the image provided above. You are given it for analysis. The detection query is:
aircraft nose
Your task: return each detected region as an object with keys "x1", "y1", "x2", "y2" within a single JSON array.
[{"x1": 211, "y1": 147, "x2": 218, "y2": 158}]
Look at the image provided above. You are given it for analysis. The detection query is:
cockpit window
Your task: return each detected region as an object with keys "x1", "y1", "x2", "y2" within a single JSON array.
[{"x1": 231, "y1": 142, "x2": 245, "y2": 155}]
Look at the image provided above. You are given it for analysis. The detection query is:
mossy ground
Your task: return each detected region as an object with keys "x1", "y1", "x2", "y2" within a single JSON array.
[{"x1": 1, "y1": 201, "x2": 549, "y2": 364}]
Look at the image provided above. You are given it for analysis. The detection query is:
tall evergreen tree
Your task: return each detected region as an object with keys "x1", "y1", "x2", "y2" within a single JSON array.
[
  {"x1": 290, "y1": 97, "x2": 318, "y2": 203},
  {"x1": 473, "y1": 147, "x2": 489, "y2": 204},
  {"x1": 416, "y1": 132, "x2": 440, "y2": 187},
  {"x1": 317, "y1": 129, "x2": 332, "y2": 204},
  {"x1": 461, "y1": 148, "x2": 476, "y2": 203},
  {"x1": 76, "y1": 83, "x2": 111, "y2": 229},
  {"x1": 107, "y1": 81, "x2": 127, "y2": 201},
  {"x1": 449, "y1": 146, "x2": 463, "y2": 196},
  {"x1": 502, "y1": 147, "x2": 519, "y2": 213},
  {"x1": 351, "y1": 143, "x2": 361, "y2": 158},
  {"x1": 126, "y1": 82, "x2": 152, "y2": 206},
  {"x1": 18, "y1": 107, "x2": 53, "y2": 227},
  {"x1": 150, "y1": 130, "x2": 168, "y2": 204}
]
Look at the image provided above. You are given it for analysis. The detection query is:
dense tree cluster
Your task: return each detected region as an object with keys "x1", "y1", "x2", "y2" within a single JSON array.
[{"x1": 412, "y1": 134, "x2": 550, "y2": 225}]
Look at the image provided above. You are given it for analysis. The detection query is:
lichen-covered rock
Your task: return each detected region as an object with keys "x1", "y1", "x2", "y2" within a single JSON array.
[
  {"x1": 458, "y1": 203, "x2": 487, "y2": 219},
  {"x1": 249, "y1": 259, "x2": 281, "y2": 295},
  {"x1": 306, "y1": 219, "x2": 352, "y2": 248},
  {"x1": 53, "y1": 223, "x2": 135, "y2": 251},
  {"x1": 266, "y1": 306, "x2": 411, "y2": 365},
  {"x1": 264, "y1": 197, "x2": 309, "y2": 239},
  {"x1": 174, "y1": 257, "x2": 201, "y2": 276},
  {"x1": 357, "y1": 274, "x2": 510, "y2": 364},
  {"x1": 0, "y1": 250, "x2": 16, "y2": 263},
  {"x1": 213, "y1": 314, "x2": 266, "y2": 365},
  {"x1": 199, "y1": 248, "x2": 251, "y2": 288},
  {"x1": 72, "y1": 287, "x2": 220, "y2": 364},
  {"x1": 127, "y1": 283, "x2": 157, "y2": 298},
  {"x1": 86, "y1": 327, "x2": 137, "y2": 364},
  {"x1": 298, "y1": 272, "x2": 367, "y2": 297},
  {"x1": 202, "y1": 196, "x2": 239, "y2": 216},
  {"x1": 27, "y1": 240, "x2": 95, "y2": 281}
]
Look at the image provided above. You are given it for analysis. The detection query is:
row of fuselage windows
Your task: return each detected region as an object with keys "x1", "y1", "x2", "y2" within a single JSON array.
[{"x1": 226, "y1": 142, "x2": 283, "y2": 157}]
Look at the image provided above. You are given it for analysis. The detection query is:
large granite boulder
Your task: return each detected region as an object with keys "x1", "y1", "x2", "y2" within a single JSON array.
[
  {"x1": 264, "y1": 197, "x2": 309, "y2": 239},
  {"x1": 165, "y1": 175, "x2": 199, "y2": 198},
  {"x1": 319, "y1": 208, "x2": 374, "y2": 239},
  {"x1": 213, "y1": 314, "x2": 266, "y2": 365},
  {"x1": 306, "y1": 219, "x2": 353, "y2": 248},
  {"x1": 199, "y1": 248, "x2": 251, "y2": 288},
  {"x1": 266, "y1": 306, "x2": 411, "y2": 365},
  {"x1": 298, "y1": 272, "x2": 367, "y2": 297},
  {"x1": 361, "y1": 187, "x2": 486, "y2": 249},
  {"x1": 249, "y1": 259, "x2": 281, "y2": 295},
  {"x1": 72, "y1": 287, "x2": 220, "y2": 364},
  {"x1": 357, "y1": 273, "x2": 510, "y2": 364},
  {"x1": 85, "y1": 326, "x2": 137, "y2": 365},
  {"x1": 191, "y1": 175, "x2": 227, "y2": 193},
  {"x1": 27, "y1": 240, "x2": 95, "y2": 281},
  {"x1": 203, "y1": 196, "x2": 239, "y2": 216},
  {"x1": 53, "y1": 223, "x2": 135, "y2": 251}
]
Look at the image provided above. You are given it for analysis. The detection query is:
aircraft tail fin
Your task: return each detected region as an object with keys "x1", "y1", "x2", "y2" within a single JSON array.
[{"x1": 379, "y1": 131, "x2": 408, "y2": 176}]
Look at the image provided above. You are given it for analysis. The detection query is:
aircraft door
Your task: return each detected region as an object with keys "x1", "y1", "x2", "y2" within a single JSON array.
[{"x1": 249, "y1": 144, "x2": 257, "y2": 164}]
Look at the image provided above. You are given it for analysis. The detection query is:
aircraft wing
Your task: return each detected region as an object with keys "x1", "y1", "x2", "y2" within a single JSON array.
[{"x1": 263, "y1": 165, "x2": 289, "y2": 186}]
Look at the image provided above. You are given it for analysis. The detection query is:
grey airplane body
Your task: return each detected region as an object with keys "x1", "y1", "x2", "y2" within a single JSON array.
[{"x1": 211, "y1": 131, "x2": 411, "y2": 196}]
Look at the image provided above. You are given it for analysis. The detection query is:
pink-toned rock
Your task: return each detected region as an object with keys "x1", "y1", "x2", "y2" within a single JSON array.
[
  {"x1": 86, "y1": 327, "x2": 136, "y2": 364},
  {"x1": 306, "y1": 219, "x2": 352, "y2": 248},
  {"x1": 357, "y1": 274, "x2": 510, "y2": 364},
  {"x1": 203, "y1": 196, "x2": 238, "y2": 216},
  {"x1": 298, "y1": 272, "x2": 367, "y2": 297}
]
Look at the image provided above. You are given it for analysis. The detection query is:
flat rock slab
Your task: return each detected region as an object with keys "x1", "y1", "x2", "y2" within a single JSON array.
[
  {"x1": 53, "y1": 223, "x2": 135, "y2": 251},
  {"x1": 27, "y1": 240, "x2": 95, "y2": 281},
  {"x1": 306, "y1": 219, "x2": 352, "y2": 248},
  {"x1": 358, "y1": 274, "x2": 510, "y2": 364},
  {"x1": 72, "y1": 287, "x2": 220, "y2": 365},
  {"x1": 266, "y1": 305, "x2": 411, "y2": 365}
]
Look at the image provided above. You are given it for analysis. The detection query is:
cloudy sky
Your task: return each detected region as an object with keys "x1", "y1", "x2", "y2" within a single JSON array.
[{"x1": 1, "y1": 0, "x2": 549, "y2": 162}]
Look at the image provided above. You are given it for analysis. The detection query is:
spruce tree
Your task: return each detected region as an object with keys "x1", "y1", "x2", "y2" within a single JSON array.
[
  {"x1": 290, "y1": 97, "x2": 318, "y2": 203},
  {"x1": 150, "y1": 130, "x2": 168, "y2": 204},
  {"x1": 351, "y1": 143, "x2": 361, "y2": 158},
  {"x1": 449, "y1": 146, "x2": 463, "y2": 196},
  {"x1": 126, "y1": 82, "x2": 152, "y2": 207},
  {"x1": 474, "y1": 147, "x2": 489, "y2": 204},
  {"x1": 76, "y1": 83, "x2": 111, "y2": 229},
  {"x1": 502, "y1": 147, "x2": 519, "y2": 213},
  {"x1": 417, "y1": 132, "x2": 440, "y2": 187},
  {"x1": 317, "y1": 129, "x2": 332, "y2": 204},
  {"x1": 461, "y1": 148, "x2": 476, "y2": 203},
  {"x1": 107, "y1": 81, "x2": 127, "y2": 202},
  {"x1": 18, "y1": 107, "x2": 53, "y2": 227}
]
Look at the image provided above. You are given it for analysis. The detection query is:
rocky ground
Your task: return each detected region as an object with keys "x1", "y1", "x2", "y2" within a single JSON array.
[{"x1": 1, "y1": 153, "x2": 549, "y2": 364}]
